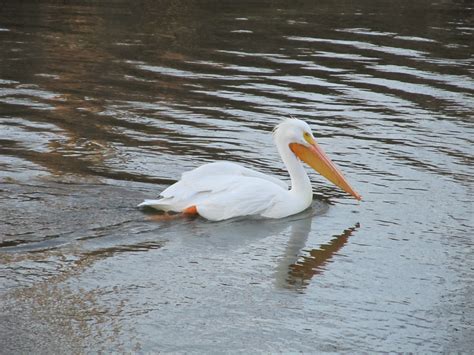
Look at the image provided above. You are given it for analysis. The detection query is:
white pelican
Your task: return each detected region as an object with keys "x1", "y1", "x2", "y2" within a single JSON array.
[{"x1": 139, "y1": 118, "x2": 361, "y2": 221}]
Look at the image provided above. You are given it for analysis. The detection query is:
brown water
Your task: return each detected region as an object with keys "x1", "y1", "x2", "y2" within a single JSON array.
[{"x1": 1, "y1": 0, "x2": 473, "y2": 352}]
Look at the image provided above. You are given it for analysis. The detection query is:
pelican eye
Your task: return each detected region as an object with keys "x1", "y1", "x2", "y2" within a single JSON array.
[{"x1": 303, "y1": 132, "x2": 314, "y2": 145}]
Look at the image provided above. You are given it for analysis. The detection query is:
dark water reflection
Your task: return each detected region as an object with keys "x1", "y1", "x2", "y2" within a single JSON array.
[{"x1": 1, "y1": 0, "x2": 473, "y2": 352}]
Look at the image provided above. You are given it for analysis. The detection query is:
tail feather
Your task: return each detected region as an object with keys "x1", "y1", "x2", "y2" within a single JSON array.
[{"x1": 138, "y1": 199, "x2": 174, "y2": 211}]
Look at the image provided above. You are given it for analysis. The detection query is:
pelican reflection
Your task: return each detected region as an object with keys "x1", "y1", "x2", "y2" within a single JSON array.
[
  {"x1": 275, "y1": 217, "x2": 360, "y2": 291},
  {"x1": 148, "y1": 203, "x2": 359, "y2": 291}
]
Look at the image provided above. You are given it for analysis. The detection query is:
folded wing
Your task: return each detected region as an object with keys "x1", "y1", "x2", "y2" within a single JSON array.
[{"x1": 138, "y1": 161, "x2": 288, "y2": 220}]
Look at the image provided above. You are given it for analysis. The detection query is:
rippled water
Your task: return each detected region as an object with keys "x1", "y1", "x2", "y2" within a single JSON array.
[{"x1": 1, "y1": 0, "x2": 473, "y2": 352}]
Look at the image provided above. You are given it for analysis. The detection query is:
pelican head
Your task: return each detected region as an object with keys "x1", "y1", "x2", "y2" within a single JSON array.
[{"x1": 274, "y1": 118, "x2": 362, "y2": 200}]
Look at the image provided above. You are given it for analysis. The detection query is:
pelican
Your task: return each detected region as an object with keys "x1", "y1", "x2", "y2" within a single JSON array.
[{"x1": 139, "y1": 118, "x2": 361, "y2": 221}]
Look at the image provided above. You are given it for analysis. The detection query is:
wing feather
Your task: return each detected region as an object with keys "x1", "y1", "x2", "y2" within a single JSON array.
[
  {"x1": 197, "y1": 177, "x2": 284, "y2": 221},
  {"x1": 177, "y1": 161, "x2": 287, "y2": 190},
  {"x1": 139, "y1": 161, "x2": 288, "y2": 218}
]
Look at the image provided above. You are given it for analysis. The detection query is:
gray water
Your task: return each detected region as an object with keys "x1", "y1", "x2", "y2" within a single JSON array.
[{"x1": 0, "y1": 0, "x2": 473, "y2": 353}]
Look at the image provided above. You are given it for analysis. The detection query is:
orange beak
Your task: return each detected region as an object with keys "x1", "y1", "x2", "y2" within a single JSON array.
[{"x1": 289, "y1": 142, "x2": 362, "y2": 200}]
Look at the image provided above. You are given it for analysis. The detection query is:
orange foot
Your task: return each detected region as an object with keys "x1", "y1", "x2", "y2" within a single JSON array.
[{"x1": 182, "y1": 205, "x2": 198, "y2": 215}]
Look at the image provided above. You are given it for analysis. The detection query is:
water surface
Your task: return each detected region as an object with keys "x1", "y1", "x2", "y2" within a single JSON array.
[{"x1": 0, "y1": 0, "x2": 473, "y2": 352}]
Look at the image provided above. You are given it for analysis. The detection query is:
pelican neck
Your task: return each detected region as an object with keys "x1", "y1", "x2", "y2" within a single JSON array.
[{"x1": 276, "y1": 140, "x2": 312, "y2": 196}]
